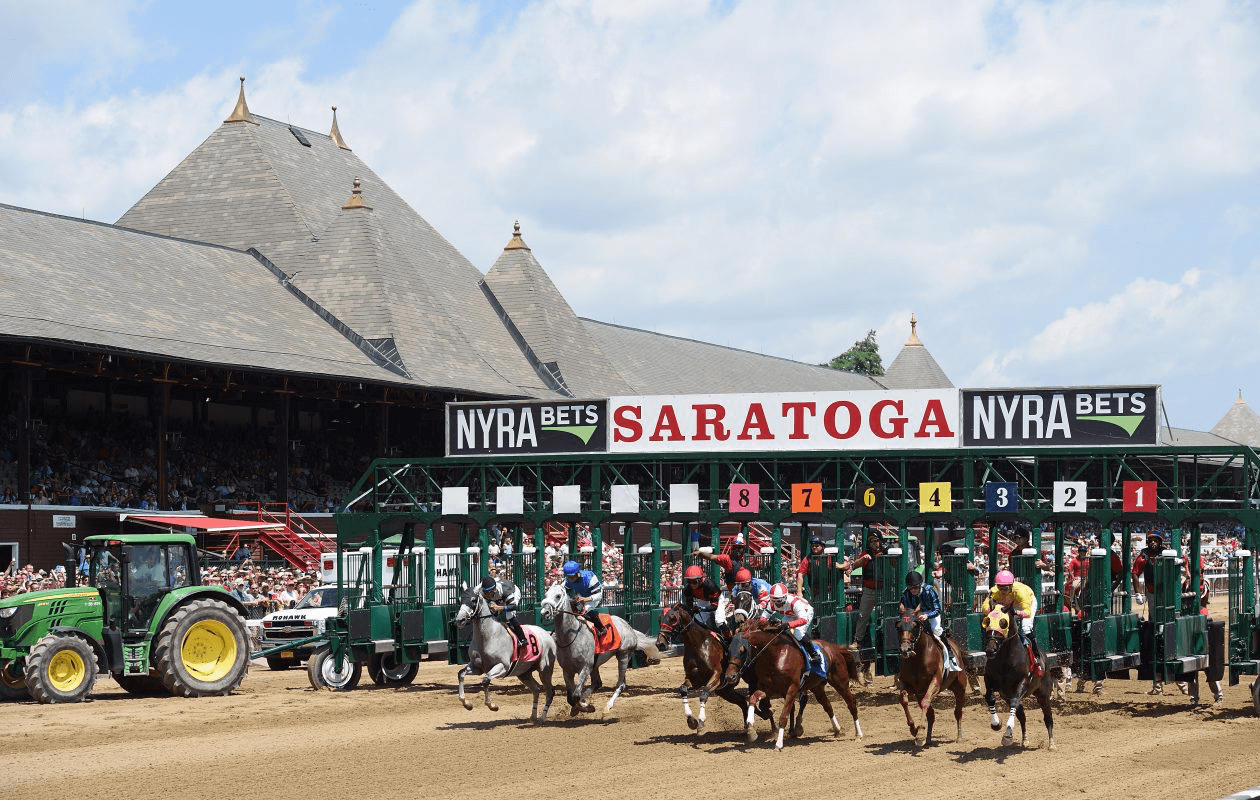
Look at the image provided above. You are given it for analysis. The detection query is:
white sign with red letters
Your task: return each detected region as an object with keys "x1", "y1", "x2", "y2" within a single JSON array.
[{"x1": 606, "y1": 390, "x2": 958, "y2": 454}]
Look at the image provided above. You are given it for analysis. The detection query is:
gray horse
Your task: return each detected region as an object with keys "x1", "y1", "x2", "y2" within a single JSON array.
[
  {"x1": 454, "y1": 589, "x2": 557, "y2": 724},
  {"x1": 540, "y1": 582, "x2": 661, "y2": 716}
]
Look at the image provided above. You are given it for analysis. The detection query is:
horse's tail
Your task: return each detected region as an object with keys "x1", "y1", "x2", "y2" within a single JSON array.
[
  {"x1": 839, "y1": 643, "x2": 861, "y2": 683},
  {"x1": 636, "y1": 630, "x2": 663, "y2": 664}
]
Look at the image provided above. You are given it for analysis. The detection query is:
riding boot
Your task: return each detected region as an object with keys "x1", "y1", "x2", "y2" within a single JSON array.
[
  {"x1": 509, "y1": 617, "x2": 528, "y2": 650},
  {"x1": 800, "y1": 635, "x2": 819, "y2": 670},
  {"x1": 589, "y1": 611, "x2": 607, "y2": 637}
]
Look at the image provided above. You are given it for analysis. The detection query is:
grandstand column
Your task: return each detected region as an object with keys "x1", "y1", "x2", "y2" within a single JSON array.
[{"x1": 424, "y1": 525, "x2": 436, "y2": 604}]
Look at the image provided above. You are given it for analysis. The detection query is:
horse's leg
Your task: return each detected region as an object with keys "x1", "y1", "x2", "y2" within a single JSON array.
[
  {"x1": 811, "y1": 683, "x2": 841, "y2": 738},
  {"x1": 518, "y1": 670, "x2": 541, "y2": 722},
  {"x1": 984, "y1": 678, "x2": 1001, "y2": 731},
  {"x1": 744, "y1": 689, "x2": 765, "y2": 743},
  {"x1": 951, "y1": 675, "x2": 966, "y2": 742},
  {"x1": 563, "y1": 666, "x2": 580, "y2": 716},
  {"x1": 458, "y1": 664, "x2": 474, "y2": 711},
  {"x1": 481, "y1": 662, "x2": 509, "y2": 712},
  {"x1": 776, "y1": 683, "x2": 799, "y2": 750},
  {"x1": 1013, "y1": 702, "x2": 1027, "y2": 748},
  {"x1": 791, "y1": 688, "x2": 808, "y2": 738},
  {"x1": 919, "y1": 671, "x2": 942, "y2": 747},
  {"x1": 829, "y1": 655, "x2": 863, "y2": 739},
  {"x1": 606, "y1": 653, "x2": 630, "y2": 713},
  {"x1": 1038, "y1": 684, "x2": 1056, "y2": 751},
  {"x1": 537, "y1": 658, "x2": 556, "y2": 724},
  {"x1": 899, "y1": 684, "x2": 919, "y2": 745}
]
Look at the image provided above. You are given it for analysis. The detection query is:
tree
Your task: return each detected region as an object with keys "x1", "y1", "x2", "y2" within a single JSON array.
[{"x1": 823, "y1": 330, "x2": 885, "y2": 376}]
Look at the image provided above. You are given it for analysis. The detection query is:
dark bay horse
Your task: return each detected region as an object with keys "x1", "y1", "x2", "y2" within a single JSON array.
[
  {"x1": 896, "y1": 611, "x2": 968, "y2": 748},
  {"x1": 723, "y1": 616, "x2": 863, "y2": 750},
  {"x1": 655, "y1": 603, "x2": 771, "y2": 734},
  {"x1": 981, "y1": 600, "x2": 1055, "y2": 751}
]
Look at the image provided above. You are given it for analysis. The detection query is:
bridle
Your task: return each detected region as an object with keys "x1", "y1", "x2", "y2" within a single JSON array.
[{"x1": 544, "y1": 588, "x2": 589, "y2": 649}]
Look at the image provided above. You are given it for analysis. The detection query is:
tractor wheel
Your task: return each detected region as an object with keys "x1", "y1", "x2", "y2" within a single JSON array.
[
  {"x1": 153, "y1": 598, "x2": 249, "y2": 697},
  {"x1": 307, "y1": 645, "x2": 361, "y2": 691},
  {"x1": 0, "y1": 659, "x2": 29, "y2": 701},
  {"x1": 24, "y1": 634, "x2": 98, "y2": 704},
  {"x1": 369, "y1": 652, "x2": 419, "y2": 686},
  {"x1": 266, "y1": 656, "x2": 300, "y2": 671},
  {"x1": 115, "y1": 674, "x2": 169, "y2": 696}
]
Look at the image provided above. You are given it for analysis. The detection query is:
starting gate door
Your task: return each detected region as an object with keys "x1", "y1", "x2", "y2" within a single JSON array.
[
  {"x1": 1080, "y1": 547, "x2": 1141, "y2": 679},
  {"x1": 1227, "y1": 550, "x2": 1259, "y2": 685},
  {"x1": 873, "y1": 549, "x2": 906, "y2": 675},
  {"x1": 622, "y1": 545, "x2": 660, "y2": 635},
  {"x1": 1009, "y1": 550, "x2": 1073, "y2": 669},
  {"x1": 940, "y1": 547, "x2": 984, "y2": 670},
  {"x1": 1145, "y1": 554, "x2": 1207, "y2": 684}
]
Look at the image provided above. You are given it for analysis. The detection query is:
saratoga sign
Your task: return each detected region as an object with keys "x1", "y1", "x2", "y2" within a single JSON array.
[{"x1": 607, "y1": 390, "x2": 958, "y2": 454}]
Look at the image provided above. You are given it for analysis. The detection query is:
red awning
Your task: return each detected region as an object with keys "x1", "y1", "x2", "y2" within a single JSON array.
[{"x1": 120, "y1": 514, "x2": 284, "y2": 533}]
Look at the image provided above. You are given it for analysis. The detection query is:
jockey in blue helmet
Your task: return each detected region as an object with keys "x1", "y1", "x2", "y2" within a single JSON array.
[{"x1": 563, "y1": 559, "x2": 607, "y2": 636}]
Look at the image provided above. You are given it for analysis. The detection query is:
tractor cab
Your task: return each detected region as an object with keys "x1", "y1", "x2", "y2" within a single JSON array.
[{"x1": 87, "y1": 538, "x2": 196, "y2": 639}]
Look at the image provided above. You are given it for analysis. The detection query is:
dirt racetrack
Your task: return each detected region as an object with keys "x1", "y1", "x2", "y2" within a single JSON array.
[{"x1": 4, "y1": 643, "x2": 1259, "y2": 799}]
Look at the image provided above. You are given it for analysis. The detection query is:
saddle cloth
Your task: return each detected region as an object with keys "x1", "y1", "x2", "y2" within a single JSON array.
[
  {"x1": 589, "y1": 614, "x2": 622, "y2": 654},
  {"x1": 800, "y1": 641, "x2": 828, "y2": 684},
  {"x1": 1026, "y1": 643, "x2": 1043, "y2": 677},
  {"x1": 512, "y1": 629, "x2": 543, "y2": 664}
]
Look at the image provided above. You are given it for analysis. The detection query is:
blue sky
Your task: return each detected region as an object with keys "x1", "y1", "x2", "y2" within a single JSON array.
[{"x1": 4, "y1": 0, "x2": 1260, "y2": 433}]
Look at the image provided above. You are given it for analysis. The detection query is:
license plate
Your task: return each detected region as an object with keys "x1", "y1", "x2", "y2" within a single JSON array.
[{"x1": 280, "y1": 651, "x2": 294, "y2": 658}]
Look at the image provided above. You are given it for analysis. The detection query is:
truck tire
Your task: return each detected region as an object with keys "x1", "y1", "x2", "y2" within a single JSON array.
[
  {"x1": 0, "y1": 659, "x2": 29, "y2": 701},
  {"x1": 266, "y1": 656, "x2": 300, "y2": 671},
  {"x1": 369, "y1": 652, "x2": 419, "y2": 686},
  {"x1": 24, "y1": 634, "x2": 98, "y2": 704},
  {"x1": 307, "y1": 645, "x2": 361, "y2": 691},
  {"x1": 115, "y1": 674, "x2": 169, "y2": 696},
  {"x1": 153, "y1": 598, "x2": 249, "y2": 697}
]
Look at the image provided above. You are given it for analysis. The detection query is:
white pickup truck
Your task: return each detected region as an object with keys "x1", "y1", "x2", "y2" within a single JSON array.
[{"x1": 256, "y1": 585, "x2": 348, "y2": 670}]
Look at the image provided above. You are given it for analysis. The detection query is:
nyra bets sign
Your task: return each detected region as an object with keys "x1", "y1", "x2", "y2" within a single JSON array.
[
  {"x1": 447, "y1": 400, "x2": 609, "y2": 456},
  {"x1": 961, "y1": 386, "x2": 1160, "y2": 447},
  {"x1": 608, "y1": 390, "x2": 958, "y2": 454}
]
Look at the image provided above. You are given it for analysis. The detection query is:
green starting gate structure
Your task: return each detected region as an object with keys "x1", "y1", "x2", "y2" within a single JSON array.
[{"x1": 324, "y1": 443, "x2": 1260, "y2": 689}]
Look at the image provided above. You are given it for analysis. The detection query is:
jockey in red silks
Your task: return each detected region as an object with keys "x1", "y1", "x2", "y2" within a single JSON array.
[
  {"x1": 681, "y1": 564, "x2": 722, "y2": 631},
  {"x1": 761, "y1": 583, "x2": 821, "y2": 670}
]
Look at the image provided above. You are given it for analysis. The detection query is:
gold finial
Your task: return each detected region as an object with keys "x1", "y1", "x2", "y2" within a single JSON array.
[
  {"x1": 329, "y1": 105, "x2": 350, "y2": 150},
  {"x1": 341, "y1": 177, "x2": 371, "y2": 210},
  {"x1": 224, "y1": 76, "x2": 255, "y2": 124},
  {"x1": 504, "y1": 220, "x2": 531, "y2": 251},
  {"x1": 906, "y1": 313, "x2": 922, "y2": 346},
  {"x1": 1237, "y1": 389, "x2": 1246, "y2": 405}
]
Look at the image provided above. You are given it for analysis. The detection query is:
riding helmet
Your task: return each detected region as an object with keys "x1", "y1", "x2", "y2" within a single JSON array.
[
  {"x1": 684, "y1": 564, "x2": 704, "y2": 580},
  {"x1": 995, "y1": 569, "x2": 1015, "y2": 586},
  {"x1": 770, "y1": 583, "x2": 789, "y2": 606},
  {"x1": 905, "y1": 570, "x2": 923, "y2": 587},
  {"x1": 810, "y1": 536, "x2": 824, "y2": 547},
  {"x1": 734, "y1": 567, "x2": 752, "y2": 583},
  {"x1": 480, "y1": 576, "x2": 497, "y2": 593},
  {"x1": 562, "y1": 560, "x2": 581, "y2": 578}
]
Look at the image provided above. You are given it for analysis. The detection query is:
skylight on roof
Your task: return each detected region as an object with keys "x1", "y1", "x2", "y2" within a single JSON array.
[{"x1": 288, "y1": 125, "x2": 311, "y2": 147}]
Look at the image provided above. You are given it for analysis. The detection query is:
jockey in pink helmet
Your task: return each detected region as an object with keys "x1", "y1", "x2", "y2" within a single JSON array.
[{"x1": 990, "y1": 569, "x2": 1040, "y2": 661}]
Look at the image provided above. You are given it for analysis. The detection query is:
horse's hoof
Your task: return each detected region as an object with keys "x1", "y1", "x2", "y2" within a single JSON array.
[
  {"x1": 695, "y1": 723, "x2": 705, "y2": 736},
  {"x1": 914, "y1": 735, "x2": 925, "y2": 749},
  {"x1": 487, "y1": 703, "x2": 498, "y2": 712},
  {"x1": 581, "y1": 703, "x2": 596, "y2": 713},
  {"x1": 745, "y1": 728, "x2": 758, "y2": 744},
  {"x1": 461, "y1": 701, "x2": 473, "y2": 711},
  {"x1": 990, "y1": 722, "x2": 1002, "y2": 731},
  {"x1": 1001, "y1": 734, "x2": 1013, "y2": 747},
  {"x1": 686, "y1": 716, "x2": 699, "y2": 730}
]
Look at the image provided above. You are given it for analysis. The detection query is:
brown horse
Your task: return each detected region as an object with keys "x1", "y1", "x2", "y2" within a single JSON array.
[
  {"x1": 655, "y1": 603, "x2": 771, "y2": 734},
  {"x1": 981, "y1": 600, "x2": 1055, "y2": 751},
  {"x1": 895, "y1": 611, "x2": 968, "y2": 748},
  {"x1": 722, "y1": 616, "x2": 862, "y2": 750}
]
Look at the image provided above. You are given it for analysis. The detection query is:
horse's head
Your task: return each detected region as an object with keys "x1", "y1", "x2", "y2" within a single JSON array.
[
  {"x1": 539, "y1": 582, "x2": 568, "y2": 621},
  {"x1": 897, "y1": 611, "x2": 921, "y2": 658},
  {"x1": 656, "y1": 603, "x2": 690, "y2": 649},
  {"x1": 980, "y1": 599, "x2": 1015, "y2": 656},
  {"x1": 453, "y1": 588, "x2": 481, "y2": 628},
  {"x1": 722, "y1": 628, "x2": 752, "y2": 687}
]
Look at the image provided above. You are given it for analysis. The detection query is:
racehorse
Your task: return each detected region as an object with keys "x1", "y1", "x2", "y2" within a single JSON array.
[
  {"x1": 540, "y1": 583, "x2": 662, "y2": 716},
  {"x1": 895, "y1": 611, "x2": 968, "y2": 748},
  {"x1": 723, "y1": 615, "x2": 862, "y2": 750},
  {"x1": 981, "y1": 600, "x2": 1055, "y2": 750},
  {"x1": 454, "y1": 588, "x2": 557, "y2": 723},
  {"x1": 655, "y1": 601, "x2": 772, "y2": 734}
]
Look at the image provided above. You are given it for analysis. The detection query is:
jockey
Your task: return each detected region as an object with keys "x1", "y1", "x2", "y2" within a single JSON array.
[
  {"x1": 762, "y1": 583, "x2": 821, "y2": 670},
  {"x1": 562, "y1": 560, "x2": 607, "y2": 636},
  {"x1": 719, "y1": 566, "x2": 771, "y2": 628},
  {"x1": 899, "y1": 570, "x2": 959, "y2": 673},
  {"x1": 480, "y1": 574, "x2": 527, "y2": 648},
  {"x1": 681, "y1": 564, "x2": 722, "y2": 630},
  {"x1": 696, "y1": 533, "x2": 752, "y2": 593},
  {"x1": 990, "y1": 569, "x2": 1041, "y2": 664}
]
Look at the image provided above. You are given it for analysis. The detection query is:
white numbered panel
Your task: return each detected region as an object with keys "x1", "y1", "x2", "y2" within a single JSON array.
[{"x1": 1052, "y1": 481, "x2": 1088, "y2": 513}]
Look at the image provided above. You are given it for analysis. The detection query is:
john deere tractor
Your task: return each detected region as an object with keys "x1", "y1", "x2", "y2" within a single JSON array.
[{"x1": 0, "y1": 532, "x2": 250, "y2": 703}]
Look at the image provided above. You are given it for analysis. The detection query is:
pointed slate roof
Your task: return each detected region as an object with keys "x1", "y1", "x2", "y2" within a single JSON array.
[
  {"x1": 483, "y1": 223, "x2": 633, "y2": 398},
  {"x1": 582, "y1": 319, "x2": 883, "y2": 394},
  {"x1": 1209, "y1": 391, "x2": 1260, "y2": 446},
  {"x1": 0, "y1": 203, "x2": 406, "y2": 383},
  {"x1": 882, "y1": 315, "x2": 953, "y2": 390},
  {"x1": 118, "y1": 111, "x2": 553, "y2": 398}
]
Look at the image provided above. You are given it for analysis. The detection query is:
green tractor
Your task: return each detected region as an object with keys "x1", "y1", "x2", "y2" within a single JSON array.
[{"x1": 0, "y1": 532, "x2": 250, "y2": 703}]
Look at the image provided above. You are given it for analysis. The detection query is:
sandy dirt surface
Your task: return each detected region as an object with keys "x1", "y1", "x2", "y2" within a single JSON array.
[{"x1": 4, "y1": 623, "x2": 1259, "y2": 800}]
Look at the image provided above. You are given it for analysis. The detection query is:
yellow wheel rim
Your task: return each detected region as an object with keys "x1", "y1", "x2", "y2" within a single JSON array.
[
  {"x1": 181, "y1": 619, "x2": 238, "y2": 682},
  {"x1": 47, "y1": 649, "x2": 86, "y2": 693}
]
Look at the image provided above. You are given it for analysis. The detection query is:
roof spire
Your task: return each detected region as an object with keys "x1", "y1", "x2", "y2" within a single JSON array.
[
  {"x1": 224, "y1": 76, "x2": 255, "y2": 124},
  {"x1": 341, "y1": 177, "x2": 372, "y2": 210},
  {"x1": 906, "y1": 313, "x2": 922, "y2": 346},
  {"x1": 1238, "y1": 389, "x2": 1246, "y2": 405},
  {"x1": 504, "y1": 220, "x2": 531, "y2": 251},
  {"x1": 329, "y1": 105, "x2": 351, "y2": 150}
]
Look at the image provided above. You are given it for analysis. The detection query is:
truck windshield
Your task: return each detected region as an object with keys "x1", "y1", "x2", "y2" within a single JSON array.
[{"x1": 295, "y1": 588, "x2": 333, "y2": 609}]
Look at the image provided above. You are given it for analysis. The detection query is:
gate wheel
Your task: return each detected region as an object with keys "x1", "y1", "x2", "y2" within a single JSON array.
[{"x1": 308, "y1": 645, "x2": 361, "y2": 691}]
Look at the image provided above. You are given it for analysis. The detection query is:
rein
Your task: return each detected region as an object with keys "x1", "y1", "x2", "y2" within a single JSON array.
[
  {"x1": 732, "y1": 626, "x2": 790, "y2": 677},
  {"x1": 548, "y1": 598, "x2": 591, "y2": 650}
]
